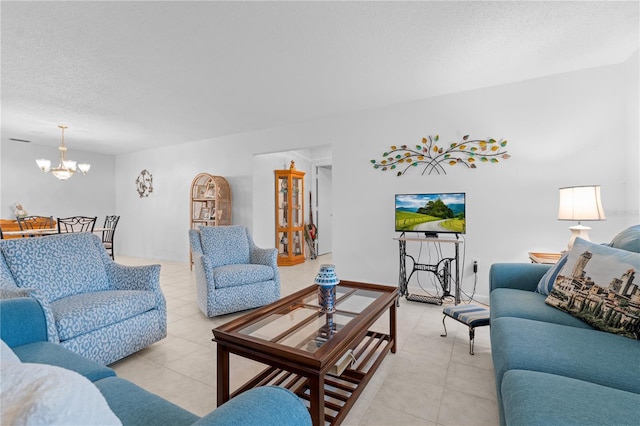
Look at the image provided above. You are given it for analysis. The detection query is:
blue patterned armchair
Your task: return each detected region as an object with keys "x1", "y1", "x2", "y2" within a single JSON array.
[
  {"x1": 0, "y1": 233, "x2": 166, "y2": 365},
  {"x1": 189, "y1": 225, "x2": 280, "y2": 317}
]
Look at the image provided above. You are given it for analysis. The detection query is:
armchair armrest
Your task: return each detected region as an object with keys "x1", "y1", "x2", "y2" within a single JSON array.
[
  {"x1": 250, "y1": 246, "x2": 277, "y2": 267},
  {"x1": 0, "y1": 297, "x2": 49, "y2": 347},
  {"x1": 105, "y1": 263, "x2": 165, "y2": 311},
  {"x1": 0, "y1": 288, "x2": 60, "y2": 344},
  {"x1": 106, "y1": 263, "x2": 161, "y2": 292},
  {"x1": 489, "y1": 263, "x2": 552, "y2": 293},
  {"x1": 199, "y1": 254, "x2": 219, "y2": 286}
]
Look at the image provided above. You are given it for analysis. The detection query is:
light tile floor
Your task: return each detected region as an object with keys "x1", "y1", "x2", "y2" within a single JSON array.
[{"x1": 110, "y1": 254, "x2": 498, "y2": 426}]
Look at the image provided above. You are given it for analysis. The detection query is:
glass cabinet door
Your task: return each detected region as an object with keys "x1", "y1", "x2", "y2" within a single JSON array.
[
  {"x1": 278, "y1": 231, "x2": 289, "y2": 256},
  {"x1": 278, "y1": 176, "x2": 288, "y2": 228},
  {"x1": 291, "y1": 176, "x2": 302, "y2": 227}
]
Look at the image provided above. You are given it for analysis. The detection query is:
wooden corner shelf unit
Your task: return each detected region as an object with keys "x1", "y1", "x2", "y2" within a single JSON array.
[
  {"x1": 275, "y1": 165, "x2": 305, "y2": 266},
  {"x1": 190, "y1": 173, "x2": 232, "y2": 267}
]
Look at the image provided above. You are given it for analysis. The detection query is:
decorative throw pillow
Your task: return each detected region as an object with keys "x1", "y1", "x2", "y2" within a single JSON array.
[
  {"x1": 1, "y1": 362, "x2": 122, "y2": 425},
  {"x1": 200, "y1": 225, "x2": 250, "y2": 268},
  {"x1": 545, "y1": 237, "x2": 640, "y2": 340},
  {"x1": 535, "y1": 251, "x2": 570, "y2": 295}
]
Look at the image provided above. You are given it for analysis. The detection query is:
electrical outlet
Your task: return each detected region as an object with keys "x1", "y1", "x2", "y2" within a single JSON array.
[{"x1": 473, "y1": 260, "x2": 478, "y2": 273}]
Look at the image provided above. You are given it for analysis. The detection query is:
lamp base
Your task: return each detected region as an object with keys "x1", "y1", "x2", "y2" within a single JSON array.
[{"x1": 567, "y1": 224, "x2": 591, "y2": 250}]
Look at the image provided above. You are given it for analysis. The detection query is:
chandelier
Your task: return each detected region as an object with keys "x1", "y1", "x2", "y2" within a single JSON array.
[{"x1": 36, "y1": 125, "x2": 90, "y2": 180}]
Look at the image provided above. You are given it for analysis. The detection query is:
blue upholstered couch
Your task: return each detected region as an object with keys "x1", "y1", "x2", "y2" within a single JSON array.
[
  {"x1": 189, "y1": 225, "x2": 280, "y2": 317},
  {"x1": 489, "y1": 226, "x2": 640, "y2": 425},
  {"x1": 0, "y1": 297, "x2": 311, "y2": 426},
  {"x1": 0, "y1": 232, "x2": 166, "y2": 365}
]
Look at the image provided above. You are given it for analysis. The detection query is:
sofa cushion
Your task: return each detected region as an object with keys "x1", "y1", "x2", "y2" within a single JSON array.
[
  {"x1": 502, "y1": 369, "x2": 640, "y2": 426},
  {"x1": 213, "y1": 264, "x2": 276, "y2": 289},
  {"x1": 534, "y1": 251, "x2": 569, "y2": 295},
  {"x1": 609, "y1": 224, "x2": 640, "y2": 253},
  {"x1": 0, "y1": 362, "x2": 121, "y2": 425},
  {"x1": 545, "y1": 238, "x2": 640, "y2": 340},
  {"x1": 491, "y1": 317, "x2": 640, "y2": 396},
  {"x1": 51, "y1": 290, "x2": 157, "y2": 341},
  {"x1": 200, "y1": 225, "x2": 250, "y2": 267},
  {"x1": 0, "y1": 233, "x2": 110, "y2": 301},
  {"x1": 94, "y1": 377, "x2": 199, "y2": 426},
  {"x1": 11, "y1": 341, "x2": 115, "y2": 382},
  {"x1": 491, "y1": 288, "x2": 594, "y2": 329}
]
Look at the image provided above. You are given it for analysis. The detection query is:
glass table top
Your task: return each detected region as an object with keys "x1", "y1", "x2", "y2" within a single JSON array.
[{"x1": 237, "y1": 286, "x2": 384, "y2": 353}]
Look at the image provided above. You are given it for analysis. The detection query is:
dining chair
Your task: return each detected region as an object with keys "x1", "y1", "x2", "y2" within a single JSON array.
[
  {"x1": 57, "y1": 216, "x2": 97, "y2": 233},
  {"x1": 102, "y1": 215, "x2": 120, "y2": 259},
  {"x1": 17, "y1": 216, "x2": 55, "y2": 237}
]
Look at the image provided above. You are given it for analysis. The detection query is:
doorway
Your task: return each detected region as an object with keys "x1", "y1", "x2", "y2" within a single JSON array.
[
  {"x1": 252, "y1": 146, "x2": 332, "y2": 257},
  {"x1": 315, "y1": 165, "x2": 332, "y2": 255}
]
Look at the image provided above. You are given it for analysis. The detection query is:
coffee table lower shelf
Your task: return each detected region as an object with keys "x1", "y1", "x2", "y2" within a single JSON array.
[{"x1": 230, "y1": 331, "x2": 393, "y2": 425}]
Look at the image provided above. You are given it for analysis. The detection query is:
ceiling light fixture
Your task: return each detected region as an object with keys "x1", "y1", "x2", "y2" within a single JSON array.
[{"x1": 36, "y1": 125, "x2": 90, "y2": 180}]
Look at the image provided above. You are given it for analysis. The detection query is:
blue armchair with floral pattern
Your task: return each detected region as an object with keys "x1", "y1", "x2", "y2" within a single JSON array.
[
  {"x1": 0, "y1": 232, "x2": 166, "y2": 365},
  {"x1": 189, "y1": 225, "x2": 280, "y2": 317}
]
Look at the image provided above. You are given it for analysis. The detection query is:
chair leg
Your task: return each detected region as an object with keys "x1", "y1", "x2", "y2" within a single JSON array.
[
  {"x1": 440, "y1": 314, "x2": 448, "y2": 338},
  {"x1": 468, "y1": 327, "x2": 475, "y2": 355}
]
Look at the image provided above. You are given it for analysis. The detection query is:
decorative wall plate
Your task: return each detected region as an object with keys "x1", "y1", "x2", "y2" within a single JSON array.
[{"x1": 136, "y1": 169, "x2": 153, "y2": 197}]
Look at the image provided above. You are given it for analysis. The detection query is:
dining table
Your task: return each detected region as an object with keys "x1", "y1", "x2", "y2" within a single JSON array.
[{"x1": 2, "y1": 228, "x2": 108, "y2": 238}]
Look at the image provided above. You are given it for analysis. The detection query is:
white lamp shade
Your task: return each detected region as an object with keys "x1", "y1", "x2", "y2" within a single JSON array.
[
  {"x1": 558, "y1": 185, "x2": 605, "y2": 221},
  {"x1": 36, "y1": 159, "x2": 51, "y2": 172},
  {"x1": 63, "y1": 160, "x2": 77, "y2": 170}
]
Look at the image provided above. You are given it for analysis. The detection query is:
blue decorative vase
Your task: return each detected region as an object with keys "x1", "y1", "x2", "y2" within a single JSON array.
[{"x1": 315, "y1": 264, "x2": 340, "y2": 313}]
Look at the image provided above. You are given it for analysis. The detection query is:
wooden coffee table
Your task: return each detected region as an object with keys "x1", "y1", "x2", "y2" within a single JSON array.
[{"x1": 213, "y1": 280, "x2": 397, "y2": 425}]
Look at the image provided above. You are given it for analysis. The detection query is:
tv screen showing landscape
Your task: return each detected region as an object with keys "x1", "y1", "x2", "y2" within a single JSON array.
[{"x1": 395, "y1": 192, "x2": 466, "y2": 234}]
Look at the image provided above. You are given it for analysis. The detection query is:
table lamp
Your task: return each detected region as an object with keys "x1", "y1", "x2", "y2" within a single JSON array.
[{"x1": 558, "y1": 185, "x2": 605, "y2": 249}]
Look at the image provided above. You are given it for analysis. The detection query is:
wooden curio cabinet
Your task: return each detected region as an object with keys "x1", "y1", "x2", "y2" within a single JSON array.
[
  {"x1": 275, "y1": 163, "x2": 305, "y2": 266},
  {"x1": 190, "y1": 173, "x2": 232, "y2": 267}
]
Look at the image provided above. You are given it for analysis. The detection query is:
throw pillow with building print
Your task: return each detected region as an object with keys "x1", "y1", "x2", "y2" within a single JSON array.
[{"x1": 545, "y1": 237, "x2": 640, "y2": 340}]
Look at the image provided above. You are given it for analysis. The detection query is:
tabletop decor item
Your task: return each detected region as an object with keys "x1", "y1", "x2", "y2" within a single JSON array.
[
  {"x1": 371, "y1": 133, "x2": 509, "y2": 176},
  {"x1": 15, "y1": 204, "x2": 27, "y2": 218},
  {"x1": 315, "y1": 264, "x2": 340, "y2": 313}
]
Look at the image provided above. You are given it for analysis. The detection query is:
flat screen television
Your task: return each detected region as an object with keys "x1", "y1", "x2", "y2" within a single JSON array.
[{"x1": 395, "y1": 192, "x2": 466, "y2": 236}]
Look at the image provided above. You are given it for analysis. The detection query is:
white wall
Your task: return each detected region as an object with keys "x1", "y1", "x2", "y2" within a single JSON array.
[
  {"x1": 623, "y1": 50, "x2": 639, "y2": 219},
  {"x1": 3, "y1": 55, "x2": 635, "y2": 303},
  {"x1": 113, "y1": 55, "x2": 639, "y2": 302},
  {"x1": 0, "y1": 141, "x2": 115, "y2": 221}
]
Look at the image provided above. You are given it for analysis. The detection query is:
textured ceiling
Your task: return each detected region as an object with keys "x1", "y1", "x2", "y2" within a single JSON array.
[{"x1": 1, "y1": 1, "x2": 638, "y2": 155}]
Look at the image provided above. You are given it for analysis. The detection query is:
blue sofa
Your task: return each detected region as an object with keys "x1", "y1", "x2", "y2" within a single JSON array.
[
  {"x1": 489, "y1": 226, "x2": 640, "y2": 425},
  {"x1": 0, "y1": 297, "x2": 311, "y2": 426},
  {"x1": 0, "y1": 232, "x2": 166, "y2": 365}
]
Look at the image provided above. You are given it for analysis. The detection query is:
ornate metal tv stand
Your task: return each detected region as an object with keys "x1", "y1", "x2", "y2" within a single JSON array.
[{"x1": 394, "y1": 233, "x2": 462, "y2": 306}]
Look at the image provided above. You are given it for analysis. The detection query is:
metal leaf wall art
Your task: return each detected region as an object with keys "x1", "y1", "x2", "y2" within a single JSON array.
[{"x1": 371, "y1": 134, "x2": 510, "y2": 176}]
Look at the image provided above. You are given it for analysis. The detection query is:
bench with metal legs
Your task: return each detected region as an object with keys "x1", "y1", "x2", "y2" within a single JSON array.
[{"x1": 441, "y1": 304, "x2": 490, "y2": 355}]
